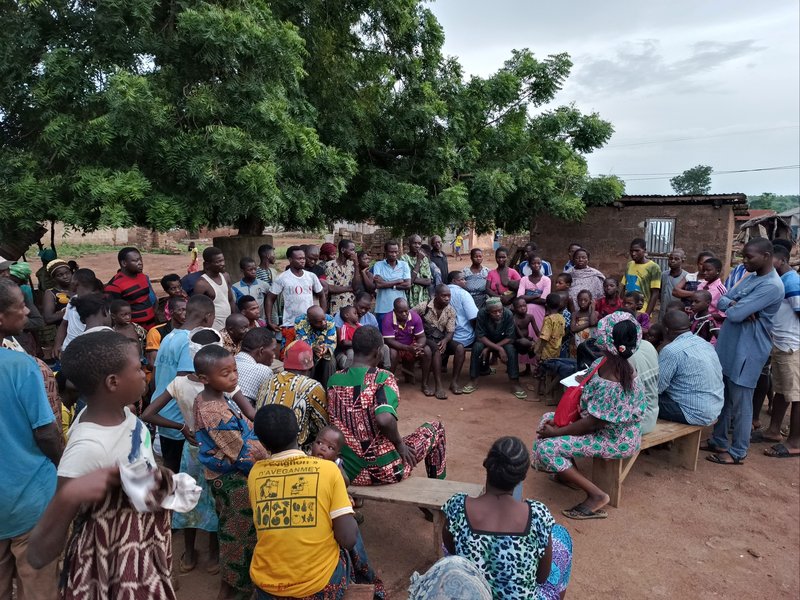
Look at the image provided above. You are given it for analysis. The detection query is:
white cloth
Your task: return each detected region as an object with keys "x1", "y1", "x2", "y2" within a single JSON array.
[
  {"x1": 58, "y1": 407, "x2": 156, "y2": 478},
  {"x1": 270, "y1": 270, "x2": 323, "y2": 327},
  {"x1": 201, "y1": 273, "x2": 232, "y2": 331},
  {"x1": 629, "y1": 340, "x2": 659, "y2": 434},
  {"x1": 61, "y1": 302, "x2": 86, "y2": 350},
  {"x1": 81, "y1": 325, "x2": 114, "y2": 336}
]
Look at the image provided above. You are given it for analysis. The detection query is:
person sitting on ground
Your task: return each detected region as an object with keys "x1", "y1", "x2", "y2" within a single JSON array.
[
  {"x1": 193, "y1": 247, "x2": 236, "y2": 332},
  {"x1": 533, "y1": 312, "x2": 647, "y2": 520},
  {"x1": 382, "y1": 297, "x2": 433, "y2": 394},
  {"x1": 445, "y1": 271, "x2": 479, "y2": 393},
  {"x1": 463, "y1": 297, "x2": 526, "y2": 400},
  {"x1": 689, "y1": 290, "x2": 719, "y2": 345},
  {"x1": 327, "y1": 326, "x2": 446, "y2": 485},
  {"x1": 146, "y1": 296, "x2": 187, "y2": 367},
  {"x1": 29, "y1": 332, "x2": 194, "y2": 599},
  {"x1": 235, "y1": 328, "x2": 277, "y2": 404},
  {"x1": 759, "y1": 243, "x2": 800, "y2": 458},
  {"x1": 158, "y1": 273, "x2": 188, "y2": 323},
  {"x1": 295, "y1": 305, "x2": 338, "y2": 387},
  {"x1": 658, "y1": 310, "x2": 724, "y2": 426},
  {"x1": 104, "y1": 246, "x2": 158, "y2": 329},
  {"x1": 41, "y1": 259, "x2": 74, "y2": 327},
  {"x1": 254, "y1": 340, "x2": 328, "y2": 451},
  {"x1": 413, "y1": 284, "x2": 458, "y2": 400},
  {"x1": 486, "y1": 246, "x2": 521, "y2": 306},
  {"x1": 193, "y1": 345, "x2": 267, "y2": 600},
  {"x1": 595, "y1": 276, "x2": 622, "y2": 318},
  {"x1": 698, "y1": 257, "x2": 727, "y2": 322},
  {"x1": 705, "y1": 238, "x2": 784, "y2": 466},
  {"x1": 624, "y1": 238, "x2": 661, "y2": 320},
  {"x1": 220, "y1": 313, "x2": 249, "y2": 355},
  {"x1": 335, "y1": 305, "x2": 362, "y2": 369},
  {"x1": 443, "y1": 436, "x2": 573, "y2": 600},
  {"x1": 622, "y1": 291, "x2": 650, "y2": 332},
  {"x1": 237, "y1": 294, "x2": 266, "y2": 329},
  {"x1": 512, "y1": 296, "x2": 539, "y2": 377},
  {"x1": 249, "y1": 405, "x2": 384, "y2": 600},
  {"x1": 232, "y1": 257, "x2": 270, "y2": 320}
]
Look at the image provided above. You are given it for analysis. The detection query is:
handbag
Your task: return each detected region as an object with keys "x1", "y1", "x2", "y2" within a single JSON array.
[{"x1": 553, "y1": 357, "x2": 606, "y2": 427}]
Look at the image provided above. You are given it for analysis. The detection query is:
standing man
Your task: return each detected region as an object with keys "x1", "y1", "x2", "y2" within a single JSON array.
[
  {"x1": 265, "y1": 246, "x2": 325, "y2": 345},
  {"x1": 429, "y1": 236, "x2": 450, "y2": 281},
  {"x1": 706, "y1": 238, "x2": 784, "y2": 465},
  {"x1": 447, "y1": 271, "x2": 479, "y2": 394},
  {"x1": 193, "y1": 247, "x2": 236, "y2": 331},
  {"x1": 401, "y1": 235, "x2": 433, "y2": 307},
  {"x1": 256, "y1": 244, "x2": 281, "y2": 328},
  {"x1": 372, "y1": 240, "x2": 411, "y2": 323},
  {"x1": 325, "y1": 239, "x2": 362, "y2": 316},
  {"x1": 624, "y1": 238, "x2": 662, "y2": 319},
  {"x1": 760, "y1": 244, "x2": 800, "y2": 457},
  {"x1": 0, "y1": 278, "x2": 62, "y2": 600},
  {"x1": 105, "y1": 246, "x2": 157, "y2": 329}
]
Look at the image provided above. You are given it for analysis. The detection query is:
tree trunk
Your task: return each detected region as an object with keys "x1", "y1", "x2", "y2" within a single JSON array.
[{"x1": 236, "y1": 215, "x2": 266, "y2": 236}]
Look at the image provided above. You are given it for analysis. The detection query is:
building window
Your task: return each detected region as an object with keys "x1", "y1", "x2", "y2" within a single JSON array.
[{"x1": 644, "y1": 218, "x2": 675, "y2": 272}]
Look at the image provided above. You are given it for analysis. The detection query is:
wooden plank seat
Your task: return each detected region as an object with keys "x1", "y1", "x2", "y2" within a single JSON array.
[
  {"x1": 591, "y1": 419, "x2": 703, "y2": 508},
  {"x1": 350, "y1": 477, "x2": 484, "y2": 556}
]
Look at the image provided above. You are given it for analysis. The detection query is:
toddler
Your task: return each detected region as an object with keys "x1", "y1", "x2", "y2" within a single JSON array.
[
  {"x1": 512, "y1": 296, "x2": 538, "y2": 376},
  {"x1": 690, "y1": 289, "x2": 719, "y2": 345},
  {"x1": 553, "y1": 273, "x2": 575, "y2": 357},
  {"x1": 159, "y1": 273, "x2": 187, "y2": 322},
  {"x1": 595, "y1": 277, "x2": 623, "y2": 318},
  {"x1": 337, "y1": 305, "x2": 362, "y2": 368}
]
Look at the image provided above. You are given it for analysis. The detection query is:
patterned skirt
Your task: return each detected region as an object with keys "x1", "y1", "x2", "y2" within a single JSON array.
[
  {"x1": 60, "y1": 490, "x2": 175, "y2": 600},
  {"x1": 537, "y1": 524, "x2": 573, "y2": 600},
  {"x1": 172, "y1": 444, "x2": 218, "y2": 532},
  {"x1": 209, "y1": 472, "x2": 256, "y2": 594}
]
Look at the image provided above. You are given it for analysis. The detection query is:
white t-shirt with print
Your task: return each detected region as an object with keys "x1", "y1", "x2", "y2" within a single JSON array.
[
  {"x1": 270, "y1": 269, "x2": 323, "y2": 327},
  {"x1": 58, "y1": 407, "x2": 156, "y2": 478}
]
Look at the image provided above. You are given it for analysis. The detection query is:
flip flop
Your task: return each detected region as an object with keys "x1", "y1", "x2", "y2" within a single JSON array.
[
  {"x1": 706, "y1": 453, "x2": 745, "y2": 465},
  {"x1": 513, "y1": 390, "x2": 529, "y2": 400},
  {"x1": 750, "y1": 430, "x2": 783, "y2": 444},
  {"x1": 562, "y1": 504, "x2": 607, "y2": 520},
  {"x1": 764, "y1": 443, "x2": 800, "y2": 458},
  {"x1": 461, "y1": 384, "x2": 477, "y2": 394},
  {"x1": 699, "y1": 440, "x2": 726, "y2": 453}
]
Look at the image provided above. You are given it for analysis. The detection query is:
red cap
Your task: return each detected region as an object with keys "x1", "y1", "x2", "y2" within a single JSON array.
[{"x1": 284, "y1": 340, "x2": 314, "y2": 370}]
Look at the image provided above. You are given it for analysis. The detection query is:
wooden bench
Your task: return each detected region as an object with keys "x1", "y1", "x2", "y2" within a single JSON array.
[
  {"x1": 350, "y1": 477, "x2": 484, "y2": 556},
  {"x1": 591, "y1": 419, "x2": 702, "y2": 508}
]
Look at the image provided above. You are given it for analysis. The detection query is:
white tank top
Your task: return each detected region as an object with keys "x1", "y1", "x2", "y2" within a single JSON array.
[{"x1": 201, "y1": 273, "x2": 231, "y2": 331}]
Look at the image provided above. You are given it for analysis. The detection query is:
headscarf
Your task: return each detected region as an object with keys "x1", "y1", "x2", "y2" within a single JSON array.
[
  {"x1": 188, "y1": 327, "x2": 223, "y2": 359},
  {"x1": 595, "y1": 311, "x2": 641, "y2": 356},
  {"x1": 484, "y1": 297, "x2": 502, "y2": 309},
  {"x1": 408, "y1": 556, "x2": 492, "y2": 600},
  {"x1": 321, "y1": 242, "x2": 337, "y2": 258},
  {"x1": 39, "y1": 248, "x2": 57, "y2": 263},
  {"x1": 9, "y1": 262, "x2": 32, "y2": 280},
  {"x1": 46, "y1": 259, "x2": 71, "y2": 276}
]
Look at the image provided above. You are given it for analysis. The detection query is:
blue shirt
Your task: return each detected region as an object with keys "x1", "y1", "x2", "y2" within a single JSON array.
[
  {"x1": 518, "y1": 259, "x2": 553, "y2": 278},
  {"x1": 724, "y1": 263, "x2": 747, "y2": 290},
  {"x1": 333, "y1": 311, "x2": 379, "y2": 329},
  {"x1": 372, "y1": 259, "x2": 411, "y2": 313},
  {"x1": 658, "y1": 332, "x2": 724, "y2": 425},
  {"x1": 153, "y1": 328, "x2": 193, "y2": 440},
  {"x1": 448, "y1": 284, "x2": 479, "y2": 346},
  {"x1": 0, "y1": 349, "x2": 57, "y2": 538},
  {"x1": 716, "y1": 269, "x2": 784, "y2": 388}
]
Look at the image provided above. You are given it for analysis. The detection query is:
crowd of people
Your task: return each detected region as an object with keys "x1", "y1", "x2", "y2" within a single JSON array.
[{"x1": 0, "y1": 228, "x2": 797, "y2": 599}]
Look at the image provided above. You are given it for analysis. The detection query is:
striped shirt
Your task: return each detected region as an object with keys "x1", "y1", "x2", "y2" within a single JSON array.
[
  {"x1": 105, "y1": 271, "x2": 157, "y2": 329},
  {"x1": 773, "y1": 269, "x2": 800, "y2": 351},
  {"x1": 658, "y1": 332, "x2": 724, "y2": 425}
]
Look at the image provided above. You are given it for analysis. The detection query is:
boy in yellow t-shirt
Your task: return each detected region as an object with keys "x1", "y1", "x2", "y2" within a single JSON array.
[
  {"x1": 535, "y1": 294, "x2": 567, "y2": 394},
  {"x1": 624, "y1": 238, "x2": 662, "y2": 318},
  {"x1": 249, "y1": 405, "x2": 383, "y2": 599}
]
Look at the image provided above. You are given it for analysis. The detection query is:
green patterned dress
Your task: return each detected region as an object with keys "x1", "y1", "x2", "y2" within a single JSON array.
[{"x1": 533, "y1": 358, "x2": 647, "y2": 472}]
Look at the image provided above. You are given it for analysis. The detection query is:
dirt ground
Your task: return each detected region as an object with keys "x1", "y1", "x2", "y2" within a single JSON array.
[{"x1": 66, "y1": 243, "x2": 800, "y2": 599}]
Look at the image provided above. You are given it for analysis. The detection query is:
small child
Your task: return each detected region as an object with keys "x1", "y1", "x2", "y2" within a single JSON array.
[
  {"x1": 336, "y1": 305, "x2": 362, "y2": 368},
  {"x1": 673, "y1": 250, "x2": 715, "y2": 307},
  {"x1": 553, "y1": 274, "x2": 575, "y2": 357},
  {"x1": 512, "y1": 296, "x2": 539, "y2": 376},
  {"x1": 193, "y1": 345, "x2": 267, "y2": 599},
  {"x1": 29, "y1": 331, "x2": 188, "y2": 598},
  {"x1": 159, "y1": 273, "x2": 187, "y2": 322},
  {"x1": 311, "y1": 425, "x2": 349, "y2": 485},
  {"x1": 595, "y1": 277, "x2": 623, "y2": 318},
  {"x1": 690, "y1": 289, "x2": 720, "y2": 345},
  {"x1": 699, "y1": 257, "x2": 727, "y2": 321},
  {"x1": 72, "y1": 292, "x2": 112, "y2": 334},
  {"x1": 111, "y1": 299, "x2": 147, "y2": 357},
  {"x1": 622, "y1": 291, "x2": 650, "y2": 332},
  {"x1": 535, "y1": 294, "x2": 567, "y2": 392},
  {"x1": 644, "y1": 323, "x2": 665, "y2": 350},
  {"x1": 237, "y1": 294, "x2": 266, "y2": 329},
  {"x1": 187, "y1": 241, "x2": 199, "y2": 273},
  {"x1": 571, "y1": 289, "x2": 598, "y2": 348}
]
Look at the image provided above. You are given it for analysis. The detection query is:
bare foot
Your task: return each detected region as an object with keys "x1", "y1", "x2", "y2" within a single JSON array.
[
  {"x1": 435, "y1": 387, "x2": 448, "y2": 400},
  {"x1": 449, "y1": 383, "x2": 463, "y2": 395},
  {"x1": 422, "y1": 386, "x2": 435, "y2": 397}
]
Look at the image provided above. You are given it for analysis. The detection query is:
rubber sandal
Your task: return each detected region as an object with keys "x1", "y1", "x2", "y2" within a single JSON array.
[
  {"x1": 562, "y1": 504, "x2": 607, "y2": 520},
  {"x1": 764, "y1": 443, "x2": 800, "y2": 458},
  {"x1": 706, "y1": 453, "x2": 745, "y2": 465},
  {"x1": 513, "y1": 390, "x2": 528, "y2": 400},
  {"x1": 461, "y1": 384, "x2": 477, "y2": 394}
]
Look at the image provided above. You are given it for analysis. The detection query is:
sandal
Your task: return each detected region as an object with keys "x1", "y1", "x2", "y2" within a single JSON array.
[
  {"x1": 461, "y1": 384, "x2": 477, "y2": 394},
  {"x1": 562, "y1": 504, "x2": 607, "y2": 520},
  {"x1": 513, "y1": 390, "x2": 529, "y2": 400},
  {"x1": 764, "y1": 443, "x2": 800, "y2": 458},
  {"x1": 706, "y1": 453, "x2": 745, "y2": 465}
]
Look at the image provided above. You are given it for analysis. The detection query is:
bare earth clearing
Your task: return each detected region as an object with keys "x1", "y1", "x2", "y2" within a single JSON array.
[{"x1": 73, "y1": 244, "x2": 799, "y2": 599}]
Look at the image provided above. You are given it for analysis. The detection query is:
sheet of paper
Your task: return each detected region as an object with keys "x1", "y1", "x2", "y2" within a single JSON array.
[{"x1": 560, "y1": 368, "x2": 589, "y2": 388}]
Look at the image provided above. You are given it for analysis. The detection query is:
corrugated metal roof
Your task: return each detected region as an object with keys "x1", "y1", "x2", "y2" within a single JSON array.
[
  {"x1": 616, "y1": 193, "x2": 749, "y2": 215},
  {"x1": 736, "y1": 209, "x2": 776, "y2": 221}
]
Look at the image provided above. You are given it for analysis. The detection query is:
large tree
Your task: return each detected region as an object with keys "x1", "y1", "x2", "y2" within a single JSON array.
[
  {"x1": 670, "y1": 164, "x2": 713, "y2": 196},
  {"x1": 1, "y1": 0, "x2": 622, "y2": 239}
]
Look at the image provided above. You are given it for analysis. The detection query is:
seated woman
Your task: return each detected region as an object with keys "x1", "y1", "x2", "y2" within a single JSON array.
[
  {"x1": 442, "y1": 436, "x2": 573, "y2": 600},
  {"x1": 532, "y1": 312, "x2": 646, "y2": 520}
]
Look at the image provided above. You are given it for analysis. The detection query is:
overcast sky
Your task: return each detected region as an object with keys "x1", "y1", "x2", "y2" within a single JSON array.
[{"x1": 430, "y1": 0, "x2": 800, "y2": 196}]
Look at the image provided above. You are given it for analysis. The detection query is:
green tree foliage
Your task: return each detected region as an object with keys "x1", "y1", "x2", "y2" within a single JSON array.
[
  {"x1": 747, "y1": 193, "x2": 799, "y2": 213},
  {"x1": 670, "y1": 164, "x2": 713, "y2": 196},
  {"x1": 1, "y1": 0, "x2": 622, "y2": 237}
]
